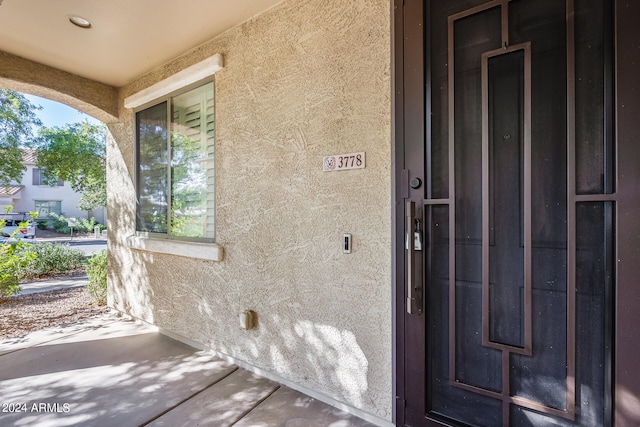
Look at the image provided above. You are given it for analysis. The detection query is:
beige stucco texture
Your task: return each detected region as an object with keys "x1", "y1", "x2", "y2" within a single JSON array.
[
  {"x1": 0, "y1": 52, "x2": 118, "y2": 123},
  {"x1": 83, "y1": 0, "x2": 392, "y2": 421}
]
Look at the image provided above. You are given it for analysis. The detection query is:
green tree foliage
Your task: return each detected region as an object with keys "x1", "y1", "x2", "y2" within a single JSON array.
[
  {"x1": 46, "y1": 212, "x2": 104, "y2": 234},
  {"x1": 35, "y1": 121, "x2": 107, "y2": 212},
  {"x1": 85, "y1": 250, "x2": 107, "y2": 306},
  {"x1": 77, "y1": 175, "x2": 107, "y2": 212},
  {"x1": 0, "y1": 206, "x2": 38, "y2": 299},
  {"x1": 0, "y1": 90, "x2": 42, "y2": 186},
  {"x1": 0, "y1": 242, "x2": 34, "y2": 299},
  {"x1": 17, "y1": 242, "x2": 84, "y2": 279},
  {"x1": 170, "y1": 132, "x2": 207, "y2": 237}
]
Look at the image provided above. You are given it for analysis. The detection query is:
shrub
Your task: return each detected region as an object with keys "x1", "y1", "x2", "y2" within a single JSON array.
[
  {"x1": 0, "y1": 207, "x2": 38, "y2": 298},
  {"x1": 0, "y1": 241, "x2": 36, "y2": 298},
  {"x1": 0, "y1": 272, "x2": 20, "y2": 300},
  {"x1": 46, "y1": 212, "x2": 104, "y2": 234},
  {"x1": 76, "y1": 217, "x2": 103, "y2": 233},
  {"x1": 16, "y1": 242, "x2": 85, "y2": 279},
  {"x1": 85, "y1": 250, "x2": 107, "y2": 305},
  {"x1": 46, "y1": 213, "x2": 71, "y2": 233}
]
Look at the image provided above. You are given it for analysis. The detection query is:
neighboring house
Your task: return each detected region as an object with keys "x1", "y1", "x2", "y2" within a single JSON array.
[
  {"x1": 0, "y1": 150, "x2": 105, "y2": 224},
  {"x1": 1, "y1": 1, "x2": 639, "y2": 426}
]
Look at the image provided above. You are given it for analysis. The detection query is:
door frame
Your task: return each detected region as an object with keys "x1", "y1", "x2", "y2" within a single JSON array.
[
  {"x1": 392, "y1": 1, "x2": 640, "y2": 425},
  {"x1": 612, "y1": 1, "x2": 640, "y2": 426}
]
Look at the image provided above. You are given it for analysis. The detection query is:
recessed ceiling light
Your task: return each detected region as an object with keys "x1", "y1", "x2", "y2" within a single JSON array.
[{"x1": 69, "y1": 15, "x2": 92, "y2": 29}]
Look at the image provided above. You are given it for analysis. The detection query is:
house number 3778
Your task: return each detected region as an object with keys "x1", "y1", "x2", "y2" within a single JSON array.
[{"x1": 323, "y1": 152, "x2": 366, "y2": 172}]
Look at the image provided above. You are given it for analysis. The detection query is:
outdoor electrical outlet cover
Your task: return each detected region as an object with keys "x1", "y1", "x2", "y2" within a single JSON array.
[{"x1": 240, "y1": 310, "x2": 257, "y2": 329}]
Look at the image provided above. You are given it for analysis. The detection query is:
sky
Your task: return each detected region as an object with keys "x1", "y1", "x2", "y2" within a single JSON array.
[{"x1": 23, "y1": 94, "x2": 101, "y2": 128}]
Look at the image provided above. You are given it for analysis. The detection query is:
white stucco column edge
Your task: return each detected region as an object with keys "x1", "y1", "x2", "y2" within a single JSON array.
[
  {"x1": 124, "y1": 53, "x2": 224, "y2": 109},
  {"x1": 126, "y1": 235, "x2": 224, "y2": 261}
]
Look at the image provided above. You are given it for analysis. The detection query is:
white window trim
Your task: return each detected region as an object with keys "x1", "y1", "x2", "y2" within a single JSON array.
[
  {"x1": 126, "y1": 235, "x2": 224, "y2": 262},
  {"x1": 124, "y1": 54, "x2": 224, "y2": 109}
]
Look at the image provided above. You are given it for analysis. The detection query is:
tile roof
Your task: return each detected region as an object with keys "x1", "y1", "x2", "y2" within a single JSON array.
[
  {"x1": 22, "y1": 149, "x2": 37, "y2": 164},
  {"x1": 0, "y1": 185, "x2": 24, "y2": 197}
]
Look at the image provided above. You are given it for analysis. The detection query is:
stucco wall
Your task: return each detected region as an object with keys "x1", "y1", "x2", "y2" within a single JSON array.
[
  {"x1": 109, "y1": 0, "x2": 391, "y2": 420},
  {"x1": 0, "y1": 51, "x2": 118, "y2": 124}
]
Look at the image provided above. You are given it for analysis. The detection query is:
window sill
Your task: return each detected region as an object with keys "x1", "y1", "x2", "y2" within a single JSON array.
[{"x1": 126, "y1": 236, "x2": 224, "y2": 262}]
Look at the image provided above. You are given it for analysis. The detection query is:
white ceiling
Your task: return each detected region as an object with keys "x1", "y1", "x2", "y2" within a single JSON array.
[{"x1": 0, "y1": 0, "x2": 283, "y2": 87}]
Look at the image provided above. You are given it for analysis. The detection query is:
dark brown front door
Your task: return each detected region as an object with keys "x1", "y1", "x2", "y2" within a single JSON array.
[{"x1": 395, "y1": 0, "x2": 619, "y2": 425}]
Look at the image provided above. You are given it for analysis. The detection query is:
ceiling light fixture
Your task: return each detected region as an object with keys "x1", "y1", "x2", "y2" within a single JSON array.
[{"x1": 69, "y1": 15, "x2": 92, "y2": 29}]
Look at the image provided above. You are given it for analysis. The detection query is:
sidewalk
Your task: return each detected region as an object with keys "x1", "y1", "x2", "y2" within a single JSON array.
[
  {"x1": 0, "y1": 313, "x2": 376, "y2": 427},
  {"x1": 4, "y1": 277, "x2": 379, "y2": 426},
  {"x1": 18, "y1": 275, "x2": 88, "y2": 295}
]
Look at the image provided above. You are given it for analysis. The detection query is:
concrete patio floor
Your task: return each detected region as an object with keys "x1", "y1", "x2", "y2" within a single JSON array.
[{"x1": 0, "y1": 313, "x2": 376, "y2": 427}]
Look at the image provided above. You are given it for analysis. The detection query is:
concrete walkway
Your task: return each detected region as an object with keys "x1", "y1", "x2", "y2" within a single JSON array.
[
  {"x1": 18, "y1": 275, "x2": 88, "y2": 295},
  {"x1": 0, "y1": 313, "x2": 377, "y2": 427}
]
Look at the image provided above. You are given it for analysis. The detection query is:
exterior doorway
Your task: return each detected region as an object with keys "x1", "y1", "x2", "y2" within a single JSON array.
[{"x1": 394, "y1": 0, "x2": 640, "y2": 425}]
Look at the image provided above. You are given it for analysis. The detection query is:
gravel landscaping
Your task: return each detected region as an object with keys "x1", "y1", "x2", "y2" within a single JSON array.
[
  {"x1": 0, "y1": 231, "x2": 109, "y2": 341},
  {"x1": 0, "y1": 287, "x2": 109, "y2": 341}
]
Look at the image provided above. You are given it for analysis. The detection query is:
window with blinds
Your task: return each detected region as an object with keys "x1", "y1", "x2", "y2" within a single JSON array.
[
  {"x1": 32, "y1": 168, "x2": 64, "y2": 186},
  {"x1": 136, "y1": 81, "x2": 215, "y2": 241}
]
